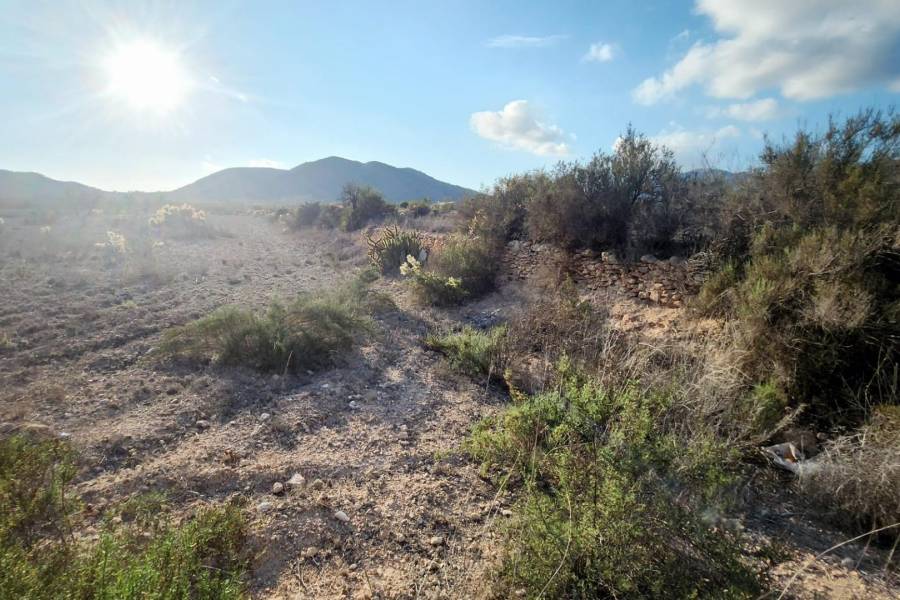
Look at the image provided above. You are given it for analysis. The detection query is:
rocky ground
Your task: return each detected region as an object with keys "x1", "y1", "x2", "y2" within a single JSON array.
[{"x1": 0, "y1": 208, "x2": 896, "y2": 598}]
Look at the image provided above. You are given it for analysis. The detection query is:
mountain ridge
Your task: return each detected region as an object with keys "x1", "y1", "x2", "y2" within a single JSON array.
[{"x1": 0, "y1": 157, "x2": 476, "y2": 207}]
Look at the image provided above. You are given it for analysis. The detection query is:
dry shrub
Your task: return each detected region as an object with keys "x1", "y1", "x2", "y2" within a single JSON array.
[
  {"x1": 149, "y1": 204, "x2": 216, "y2": 239},
  {"x1": 800, "y1": 406, "x2": 900, "y2": 535}
]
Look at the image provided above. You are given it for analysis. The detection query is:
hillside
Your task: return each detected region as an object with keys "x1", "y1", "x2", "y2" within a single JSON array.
[
  {"x1": 167, "y1": 156, "x2": 475, "y2": 204},
  {"x1": 0, "y1": 169, "x2": 111, "y2": 207},
  {"x1": 0, "y1": 157, "x2": 475, "y2": 208}
]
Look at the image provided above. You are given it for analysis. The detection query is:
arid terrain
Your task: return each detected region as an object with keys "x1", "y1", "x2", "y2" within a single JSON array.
[{"x1": 1, "y1": 207, "x2": 897, "y2": 599}]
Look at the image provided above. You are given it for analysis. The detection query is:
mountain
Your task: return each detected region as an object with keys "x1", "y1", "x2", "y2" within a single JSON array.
[
  {"x1": 0, "y1": 157, "x2": 476, "y2": 208},
  {"x1": 168, "y1": 157, "x2": 475, "y2": 204},
  {"x1": 0, "y1": 170, "x2": 112, "y2": 207}
]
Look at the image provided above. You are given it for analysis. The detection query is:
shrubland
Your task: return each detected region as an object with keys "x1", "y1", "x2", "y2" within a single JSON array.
[
  {"x1": 433, "y1": 108, "x2": 899, "y2": 595},
  {"x1": 290, "y1": 184, "x2": 397, "y2": 232}
]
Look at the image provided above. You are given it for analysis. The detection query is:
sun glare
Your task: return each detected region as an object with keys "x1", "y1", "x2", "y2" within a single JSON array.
[{"x1": 104, "y1": 40, "x2": 189, "y2": 112}]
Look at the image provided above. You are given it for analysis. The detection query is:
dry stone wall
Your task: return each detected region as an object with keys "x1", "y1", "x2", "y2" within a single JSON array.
[{"x1": 502, "y1": 240, "x2": 708, "y2": 308}]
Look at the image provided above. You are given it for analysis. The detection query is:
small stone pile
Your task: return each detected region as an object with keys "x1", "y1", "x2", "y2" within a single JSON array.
[{"x1": 503, "y1": 240, "x2": 708, "y2": 308}]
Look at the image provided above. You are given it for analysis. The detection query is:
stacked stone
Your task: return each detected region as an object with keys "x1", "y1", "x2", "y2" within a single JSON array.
[{"x1": 504, "y1": 241, "x2": 704, "y2": 308}]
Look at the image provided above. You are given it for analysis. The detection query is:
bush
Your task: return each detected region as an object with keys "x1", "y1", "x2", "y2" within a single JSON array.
[
  {"x1": 0, "y1": 434, "x2": 77, "y2": 548},
  {"x1": 467, "y1": 364, "x2": 766, "y2": 598},
  {"x1": 0, "y1": 435, "x2": 248, "y2": 599},
  {"x1": 317, "y1": 203, "x2": 344, "y2": 229},
  {"x1": 401, "y1": 236, "x2": 499, "y2": 306},
  {"x1": 292, "y1": 202, "x2": 322, "y2": 229},
  {"x1": 458, "y1": 174, "x2": 535, "y2": 245},
  {"x1": 461, "y1": 128, "x2": 690, "y2": 255},
  {"x1": 149, "y1": 204, "x2": 215, "y2": 239},
  {"x1": 158, "y1": 273, "x2": 380, "y2": 373},
  {"x1": 339, "y1": 184, "x2": 396, "y2": 231},
  {"x1": 366, "y1": 226, "x2": 424, "y2": 275},
  {"x1": 425, "y1": 325, "x2": 508, "y2": 381},
  {"x1": 697, "y1": 112, "x2": 900, "y2": 425},
  {"x1": 800, "y1": 406, "x2": 900, "y2": 534}
]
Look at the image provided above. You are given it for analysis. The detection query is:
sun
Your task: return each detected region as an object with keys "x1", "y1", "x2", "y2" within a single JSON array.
[{"x1": 104, "y1": 40, "x2": 189, "y2": 112}]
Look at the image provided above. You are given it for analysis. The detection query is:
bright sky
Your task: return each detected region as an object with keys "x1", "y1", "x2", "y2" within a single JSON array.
[{"x1": 1, "y1": 0, "x2": 899, "y2": 192}]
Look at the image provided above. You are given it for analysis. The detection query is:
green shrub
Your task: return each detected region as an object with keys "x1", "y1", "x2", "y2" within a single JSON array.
[
  {"x1": 366, "y1": 226, "x2": 424, "y2": 275},
  {"x1": 158, "y1": 273, "x2": 378, "y2": 373},
  {"x1": 400, "y1": 255, "x2": 467, "y2": 306},
  {"x1": 458, "y1": 174, "x2": 535, "y2": 245},
  {"x1": 467, "y1": 366, "x2": 765, "y2": 598},
  {"x1": 0, "y1": 435, "x2": 248, "y2": 600},
  {"x1": 401, "y1": 236, "x2": 499, "y2": 306},
  {"x1": 425, "y1": 325, "x2": 508, "y2": 380},
  {"x1": 339, "y1": 184, "x2": 396, "y2": 231},
  {"x1": 699, "y1": 110, "x2": 900, "y2": 426},
  {"x1": 292, "y1": 202, "x2": 322, "y2": 229},
  {"x1": 0, "y1": 434, "x2": 77, "y2": 548},
  {"x1": 429, "y1": 236, "x2": 499, "y2": 298}
]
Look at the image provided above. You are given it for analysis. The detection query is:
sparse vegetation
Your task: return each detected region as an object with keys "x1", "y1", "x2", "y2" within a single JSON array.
[
  {"x1": 0, "y1": 434, "x2": 248, "y2": 600},
  {"x1": 158, "y1": 271, "x2": 382, "y2": 373},
  {"x1": 467, "y1": 361, "x2": 766, "y2": 599}
]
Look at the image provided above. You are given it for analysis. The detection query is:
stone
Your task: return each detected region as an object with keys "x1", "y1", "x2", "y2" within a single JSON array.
[
  {"x1": 259, "y1": 413, "x2": 271, "y2": 422},
  {"x1": 286, "y1": 473, "x2": 305, "y2": 489},
  {"x1": 257, "y1": 501, "x2": 274, "y2": 513},
  {"x1": 310, "y1": 478, "x2": 325, "y2": 490},
  {"x1": 640, "y1": 254, "x2": 659, "y2": 264},
  {"x1": 272, "y1": 482, "x2": 284, "y2": 495},
  {"x1": 195, "y1": 419, "x2": 210, "y2": 429},
  {"x1": 428, "y1": 535, "x2": 444, "y2": 546},
  {"x1": 334, "y1": 510, "x2": 350, "y2": 523}
]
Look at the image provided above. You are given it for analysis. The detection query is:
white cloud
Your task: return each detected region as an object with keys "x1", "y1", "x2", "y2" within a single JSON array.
[
  {"x1": 649, "y1": 124, "x2": 741, "y2": 167},
  {"x1": 706, "y1": 98, "x2": 780, "y2": 121},
  {"x1": 582, "y1": 42, "x2": 616, "y2": 63},
  {"x1": 486, "y1": 34, "x2": 568, "y2": 48},
  {"x1": 247, "y1": 158, "x2": 286, "y2": 169},
  {"x1": 634, "y1": 0, "x2": 900, "y2": 104},
  {"x1": 470, "y1": 100, "x2": 571, "y2": 156}
]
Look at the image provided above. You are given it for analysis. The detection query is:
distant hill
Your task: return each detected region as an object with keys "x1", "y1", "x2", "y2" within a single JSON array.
[
  {"x1": 0, "y1": 157, "x2": 475, "y2": 208},
  {"x1": 167, "y1": 157, "x2": 475, "y2": 204},
  {"x1": 0, "y1": 170, "x2": 112, "y2": 207}
]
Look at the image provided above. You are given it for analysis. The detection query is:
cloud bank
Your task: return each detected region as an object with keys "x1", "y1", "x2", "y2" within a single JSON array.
[{"x1": 634, "y1": 0, "x2": 900, "y2": 104}]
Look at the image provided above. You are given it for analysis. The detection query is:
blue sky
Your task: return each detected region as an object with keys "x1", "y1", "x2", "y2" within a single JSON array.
[{"x1": 1, "y1": 0, "x2": 899, "y2": 192}]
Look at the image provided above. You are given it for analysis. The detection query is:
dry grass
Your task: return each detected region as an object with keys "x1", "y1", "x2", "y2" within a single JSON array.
[{"x1": 800, "y1": 407, "x2": 900, "y2": 534}]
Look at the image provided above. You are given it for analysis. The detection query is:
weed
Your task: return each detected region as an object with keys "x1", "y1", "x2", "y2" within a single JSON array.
[{"x1": 425, "y1": 325, "x2": 508, "y2": 381}]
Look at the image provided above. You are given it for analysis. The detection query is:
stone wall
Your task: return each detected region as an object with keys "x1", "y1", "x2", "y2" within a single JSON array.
[{"x1": 502, "y1": 240, "x2": 708, "y2": 308}]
